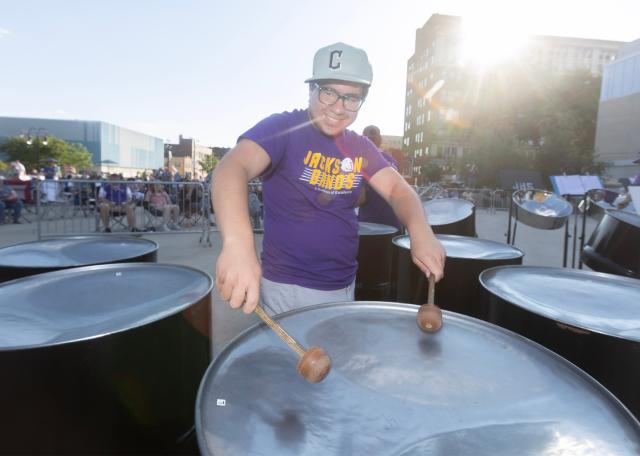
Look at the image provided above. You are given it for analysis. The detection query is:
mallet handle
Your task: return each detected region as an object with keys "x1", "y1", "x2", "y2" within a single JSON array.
[{"x1": 254, "y1": 305, "x2": 305, "y2": 357}]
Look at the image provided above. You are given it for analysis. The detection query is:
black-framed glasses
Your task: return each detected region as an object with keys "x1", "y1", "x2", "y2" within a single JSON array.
[{"x1": 313, "y1": 83, "x2": 365, "y2": 112}]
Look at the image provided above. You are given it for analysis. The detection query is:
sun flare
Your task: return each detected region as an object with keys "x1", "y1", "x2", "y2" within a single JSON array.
[{"x1": 459, "y1": 16, "x2": 530, "y2": 68}]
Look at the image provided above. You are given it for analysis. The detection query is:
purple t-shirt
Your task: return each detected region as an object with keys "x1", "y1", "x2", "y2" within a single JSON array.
[
  {"x1": 240, "y1": 109, "x2": 389, "y2": 290},
  {"x1": 358, "y1": 149, "x2": 402, "y2": 231}
]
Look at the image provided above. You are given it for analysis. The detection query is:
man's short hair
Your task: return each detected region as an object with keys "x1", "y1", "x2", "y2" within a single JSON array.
[{"x1": 362, "y1": 125, "x2": 382, "y2": 146}]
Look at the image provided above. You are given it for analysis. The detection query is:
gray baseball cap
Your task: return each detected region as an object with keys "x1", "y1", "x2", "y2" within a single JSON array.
[{"x1": 305, "y1": 42, "x2": 373, "y2": 86}]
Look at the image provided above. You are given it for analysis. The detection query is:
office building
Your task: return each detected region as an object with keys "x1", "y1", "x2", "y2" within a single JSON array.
[
  {"x1": 165, "y1": 135, "x2": 213, "y2": 180},
  {"x1": 403, "y1": 14, "x2": 625, "y2": 180},
  {"x1": 0, "y1": 116, "x2": 163, "y2": 176},
  {"x1": 594, "y1": 39, "x2": 640, "y2": 181}
]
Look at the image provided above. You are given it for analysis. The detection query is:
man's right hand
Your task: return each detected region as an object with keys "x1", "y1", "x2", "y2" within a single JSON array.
[{"x1": 215, "y1": 240, "x2": 262, "y2": 314}]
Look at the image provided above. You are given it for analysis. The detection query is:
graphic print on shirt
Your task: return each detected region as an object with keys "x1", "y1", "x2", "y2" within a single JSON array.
[{"x1": 299, "y1": 150, "x2": 363, "y2": 195}]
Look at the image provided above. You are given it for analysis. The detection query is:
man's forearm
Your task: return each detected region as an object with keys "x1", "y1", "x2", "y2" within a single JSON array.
[
  {"x1": 211, "y1": 161, "x2": 255, "y2": 247},
  {"x1": 388, "y1": 186, "x2": 434, "y2": 238}
]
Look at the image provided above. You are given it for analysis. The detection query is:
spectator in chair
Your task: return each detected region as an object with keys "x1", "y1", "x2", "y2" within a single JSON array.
[
  {"x1": 0, "y1": 176, "x2": 24, "y2": 224},
  {"x1": 98, "y1": 174, "x2": 138, "y2": 232},
  {"x1": 145, "y1": 184, "x2": 181, "y2": 231}
]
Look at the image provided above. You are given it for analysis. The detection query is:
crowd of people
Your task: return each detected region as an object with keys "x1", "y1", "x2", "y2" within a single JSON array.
[{"x1": 0, "y1": 163, "x2": 212, "y2": 230}]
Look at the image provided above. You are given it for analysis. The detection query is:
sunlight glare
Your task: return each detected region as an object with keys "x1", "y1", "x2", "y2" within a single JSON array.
[{"x1": 459, "y1": 15, "x2": 530, "y2": 68}]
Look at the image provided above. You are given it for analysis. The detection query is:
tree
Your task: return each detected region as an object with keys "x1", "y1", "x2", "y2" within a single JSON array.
[
  {"x1": 0, "y1": 136, "x2": 93, "y2": 172},
  {"x1": 460, "y1": 65, "x2": 604, "y2": 185},
  {"x1": 466, "y1": 125, "x2": 530, "y2": 188},
  {"x1": 534, "y1": 70, "x2": 605, "y2": 179},
  {"x1": 422, "y1": 163, "x2": 442, "y2": 183},
  {"x1": 198, "y1": 154, "x2": 220, "y2": 175}
]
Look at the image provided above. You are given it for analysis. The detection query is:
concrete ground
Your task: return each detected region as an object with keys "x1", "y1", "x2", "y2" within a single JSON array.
[{"x1": 0, "y1": 207, "x2": 600, "y2": 358}]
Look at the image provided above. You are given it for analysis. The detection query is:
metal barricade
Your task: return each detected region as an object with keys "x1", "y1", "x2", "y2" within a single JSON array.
[
  {"x1": 36, "y1": 179, "x2": 209, "y2": 243},
  {"x1": 414, "y1": 185, "x2": 501, "y2": 211}
]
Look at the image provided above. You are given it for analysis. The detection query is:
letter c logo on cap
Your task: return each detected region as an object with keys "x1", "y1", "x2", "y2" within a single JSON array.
[{"x1": 329, "y1": 50, "x2": 342, "y2": 69}]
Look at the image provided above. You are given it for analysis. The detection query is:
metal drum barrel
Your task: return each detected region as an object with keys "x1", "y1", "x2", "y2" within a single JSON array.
[
  {"x1": 355, "y1": 222, "x2": 398, "y2": 300},
  {"x1": 582, "y1": 210, "x2": 640, "y2": 279},
  {"x1": 480, "y1": 266, "x2": 640, "y2": 420},
  {"x1": 423, "y1": 198, "x2": 476, "y2": 237},
  {"x1": 0, "y1": 263, "x2": 212, "y2": 454},
  {"x1": 394, "y1": 234, "x2": 524, "y2": 318},
  {"x1": 196, "y1": 302, "x2": 640, "y2": 455},
  {"x1": 0, "y1": 236, "x2": 158, "y2": 283}
]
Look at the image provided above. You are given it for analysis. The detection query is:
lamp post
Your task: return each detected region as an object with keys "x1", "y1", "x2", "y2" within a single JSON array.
[{"x1": 19, "y1": 127, "x2": 48, "y2": 172}]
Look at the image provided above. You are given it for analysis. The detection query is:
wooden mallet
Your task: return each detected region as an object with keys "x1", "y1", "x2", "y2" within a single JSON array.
[
  {"x1": 417, "y1": 275, "x2": 443, "y2": 332},
  {"x1": 254, "y1": 305, "x2": 332, "y2": 383}
]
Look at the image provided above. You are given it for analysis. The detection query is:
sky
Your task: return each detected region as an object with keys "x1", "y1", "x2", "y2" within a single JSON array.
[{"x1": 1, "y1": 0, "x2": 639, "y2": 147}]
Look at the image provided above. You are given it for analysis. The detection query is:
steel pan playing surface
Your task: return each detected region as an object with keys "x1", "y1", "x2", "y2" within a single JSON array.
[
  {"x1": 0, "y1": 236, "x2": 158, "y2": 283},
  {"x1": 196, "y1": 302, "x2": 640, "y2": 456},
  {"x1": 480, "y1": 266, "x2": 640, "y2": 420},
  {"x1": 512, "y1": 189, "x2": 572, "y2": 230},
  {"x1": 422, "y1": 198, "x2": 476, "y2": 237}
]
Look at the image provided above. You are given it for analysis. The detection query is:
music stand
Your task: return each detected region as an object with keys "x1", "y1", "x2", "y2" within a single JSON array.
[{"x1": 551, "y1": 175, "x2": 604, "y2": 269}]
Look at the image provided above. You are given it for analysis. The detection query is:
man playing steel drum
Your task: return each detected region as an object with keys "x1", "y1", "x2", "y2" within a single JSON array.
[{"x1": 212, "y1": 42, "x2": 444, "y2": 315}]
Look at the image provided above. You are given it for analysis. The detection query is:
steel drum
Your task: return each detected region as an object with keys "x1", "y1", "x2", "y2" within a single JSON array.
[
  {"x1": 0, "y1": 236, "x2": 158, "y2": 283},
  {"x1": 480, "y1": 266, "x2": 640, "y2": 420},
  {"x1": 196, "y1": 302, "x2": 640, "y2": 455},
  {"x1": 423, "y1": 198, "x2": 476, "y2": 237},
  {"x1": 394, "y1": 234, "x2": 524, "y2": 318},
  {"x1": 579, "y1": 189, "x2": 621, "y2": 220},
  {"x1": 356, "y1": 222, "x2": 399, "y2": 300},
  {"x1": 582, "y1": 210, "x2": 640, "y2": 279},
  {"x1": 0, "y1": 263, "x2": 212, "y2": 454},
  {"x1": 512, "y1": 189, "x2": 572, "y2": 230}
]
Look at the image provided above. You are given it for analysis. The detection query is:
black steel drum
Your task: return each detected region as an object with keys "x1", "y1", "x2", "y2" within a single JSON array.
[
  {"x1": 480, "y1": 266, "x2": 640, "y2": 420},
  {"x1": 423, "y1": 198, "x2": 476, "y2": 237},
  {"x1": 0, "y1": 236, "x2": 158, "y2": 283},
  {"x1": 0, "y1": 263, "x2": 212, "y2": 454},
  {"x1": 356, "y1": 222, "x2": 398, "y2": 300},
  {"x1": 196, "y1": 302, "x2": 640, "y2": 455},
  {"x1": 582, "y1": 210, "x2": 640, "y2": 279},
  {"x1": 394, "y1": 234, "x2": 524, "y2": 318},
  {"x1": 512, "y1": 189, "x2": 572, "y2": 230}
]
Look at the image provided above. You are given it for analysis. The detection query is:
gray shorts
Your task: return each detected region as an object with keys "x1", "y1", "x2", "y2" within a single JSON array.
[{"x1": 260, "y1": 277, "x2": 355, "y2": 316}]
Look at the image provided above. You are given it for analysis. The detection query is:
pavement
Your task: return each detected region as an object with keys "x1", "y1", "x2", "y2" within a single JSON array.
[{"x1": 0, "y1": 207, "x2": 600, "y2": 358}]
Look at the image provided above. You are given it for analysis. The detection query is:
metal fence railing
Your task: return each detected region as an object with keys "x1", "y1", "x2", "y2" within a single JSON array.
[
  {"x1": 35, "y1": 179, "x2": 211, "y2": 244},
  {"x1": 413, "y1": 185, "x2": 512, "y2": 212}
]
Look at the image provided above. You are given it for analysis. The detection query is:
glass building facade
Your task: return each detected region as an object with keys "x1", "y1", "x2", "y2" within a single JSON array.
[{"x1": 0, "y1": 116, "x2": 164, "y2": 173}]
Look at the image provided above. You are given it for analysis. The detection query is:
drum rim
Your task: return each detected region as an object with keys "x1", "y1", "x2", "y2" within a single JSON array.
[
  {"x1": 357, "y1": 221, "x2": 399, "y2": 235},
  {"x1": 392, "y1": 234, "x2": 525, "y2": 259},
  {"x1": 0, "y1": 262, "x2": 213, "y2": 351},
  {"x1": 423, "y1": 198, "x2": 475, "y2": 208},
  {"x1": 479, "y1": 265, "x2": 640, "y2": 342},
  {"x1": 195, "y1": 301, "x2": 640, "y2": 453},
  {"x1": 0, "y1": 236, "x2": 159, "y2": 268},
  {"x1": 604, "y1": 209, "x2": 640, "y2": 228}
]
